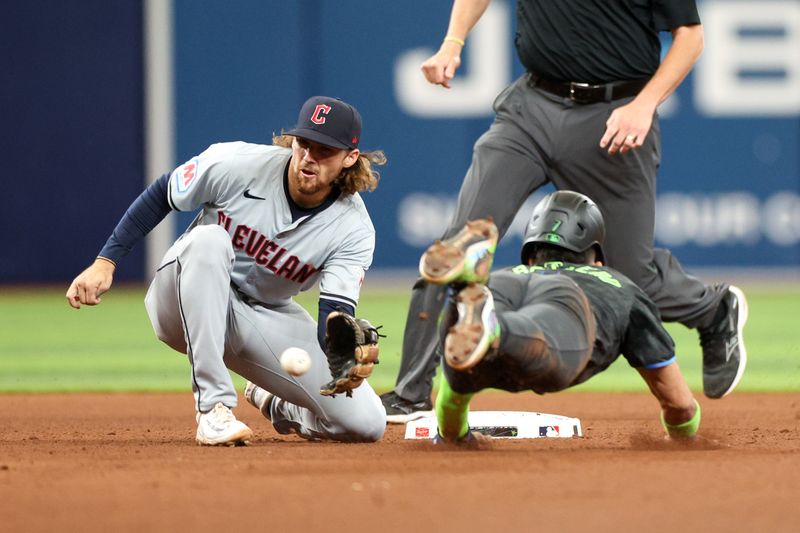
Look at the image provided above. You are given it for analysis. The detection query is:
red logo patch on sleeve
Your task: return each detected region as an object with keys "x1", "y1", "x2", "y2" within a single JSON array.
[{"x1": 176, "y1": 158, "x2": 199, "y2": 193}]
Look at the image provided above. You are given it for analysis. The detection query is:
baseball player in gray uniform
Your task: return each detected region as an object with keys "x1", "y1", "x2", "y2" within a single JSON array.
[{"x1": 66, "y1": 96, "x2": 388, "y2": 445}]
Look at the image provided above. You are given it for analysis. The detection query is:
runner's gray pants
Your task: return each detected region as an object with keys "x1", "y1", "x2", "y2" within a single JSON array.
[{"x1": 445, "y1": 275, "x2": 595, "y2": 395}]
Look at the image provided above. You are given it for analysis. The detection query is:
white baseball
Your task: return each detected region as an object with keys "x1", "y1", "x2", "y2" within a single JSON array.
[{"x1": 280, "y1": 347, "x2": 311, "y2": 376}]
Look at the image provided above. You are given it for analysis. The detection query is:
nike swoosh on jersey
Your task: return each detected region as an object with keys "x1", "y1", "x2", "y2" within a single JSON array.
[{"x1": 243, "y1": 188, "x2": 266, "y2": 200}]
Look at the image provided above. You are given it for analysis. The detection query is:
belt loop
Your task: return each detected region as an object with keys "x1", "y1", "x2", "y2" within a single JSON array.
[{"x1": 604, "y1": 84, "x2": 614, "y2": 102}]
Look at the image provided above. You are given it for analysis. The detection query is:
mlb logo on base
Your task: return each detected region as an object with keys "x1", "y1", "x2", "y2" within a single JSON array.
[{"x1": 539, "y1": 426, "x2": 559, "y2": 437}]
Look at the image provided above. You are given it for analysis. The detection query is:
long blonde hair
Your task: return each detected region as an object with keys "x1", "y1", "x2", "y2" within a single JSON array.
[{"x1": 272, "y1": 134, "x2": 386, "y2": 196}]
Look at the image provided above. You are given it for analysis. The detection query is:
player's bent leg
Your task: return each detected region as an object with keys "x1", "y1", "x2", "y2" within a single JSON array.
[
  {"x1": 144, "y1": 225, "x2": 235, "y2": 354},
  {"x1": 224, "y1": 295, "x2": 385, "y2": 442},
  {"x1": 497, "y1": 316, "x2": 593, "y2": 393},
  {"x1": 245, "y1": 379, "x2": 383, "y2": 443},
  {"x1": 275, "y1": 382, "x2": 386, "y2": 442},
  {"x1": 144, "y1": 224, "x2": 239, "y2": 415},
  {"x1": 144, "y1": 260, "x2": 188, "y2": 354},
  {"x1": 234, "y1": 355, "x2": 385, "y2": 442},
  {"x1": 462, "y1": 275, "x2": 594, "y2": 394}
]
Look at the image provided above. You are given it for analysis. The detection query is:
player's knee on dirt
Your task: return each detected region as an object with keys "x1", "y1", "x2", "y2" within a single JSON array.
[{"x1": 329, "y1": 393, "x2": 386, "y2": 442}]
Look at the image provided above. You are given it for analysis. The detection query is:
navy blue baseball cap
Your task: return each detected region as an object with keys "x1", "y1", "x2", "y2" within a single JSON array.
[{"x1": 286, "y1": 96, "x2": 362, "y2": 150}]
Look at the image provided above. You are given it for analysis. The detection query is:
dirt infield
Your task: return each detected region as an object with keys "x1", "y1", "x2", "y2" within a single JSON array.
[{"x1": 2, "y1": 392, "x2": 798, "y2": 533}]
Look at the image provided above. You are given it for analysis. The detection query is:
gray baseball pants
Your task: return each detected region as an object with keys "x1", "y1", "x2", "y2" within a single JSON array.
[
  {"x1": 395, "y1": 74, "x2": 725, "y2": 402},
  {"x1": 144, "y1": 224, "x2": 385, "y2": 442},
  {"x1": 445, "y1": 274, "x2": 595, "y2": 395}
]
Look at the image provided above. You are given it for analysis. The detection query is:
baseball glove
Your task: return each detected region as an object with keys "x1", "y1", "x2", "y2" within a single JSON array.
[{"x1": 320, "y1": 311, "x2": 382, "y2": 397}]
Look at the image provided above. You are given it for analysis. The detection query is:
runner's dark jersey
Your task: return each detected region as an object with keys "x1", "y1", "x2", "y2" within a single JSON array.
[{"x1": 496, "y1": 261, "x2": 675, "y2": 384}]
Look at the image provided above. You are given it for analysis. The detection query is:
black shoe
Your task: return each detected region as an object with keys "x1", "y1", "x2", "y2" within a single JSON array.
[
  {"x1": 699, "y1": 286, "x2": 748, "y2": 399},
  {"x1": 380, "y1": 391, "x2": 433, "y2": 424}
]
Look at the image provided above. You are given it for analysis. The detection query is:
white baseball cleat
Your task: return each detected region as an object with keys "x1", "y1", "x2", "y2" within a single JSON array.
[
  {"x1": 195, "y1": 402, "x2": 253, "y2": 446},
  {"x1": 244, "y1": 381, "x2": 274, "y2": 421}
]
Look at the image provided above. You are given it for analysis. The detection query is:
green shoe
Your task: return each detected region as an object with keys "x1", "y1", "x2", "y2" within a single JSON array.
[
  {"x1": 419, "y1": 219, "x2": 498, "y2": 285},
  {"x1": 444, "y1": 284, "x2": 501, "y2": 370}
]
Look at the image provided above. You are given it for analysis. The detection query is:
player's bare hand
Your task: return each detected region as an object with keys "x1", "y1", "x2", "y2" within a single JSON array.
[
  {"x1": 420, "y1": 41, "x2": 463, "y2": 88},
  {"x1": 66, "y1": 258, "x2": 116, "y2": 309},
  {"x1": 599, "y1": 100, "x2": 656, "y2": 155}
]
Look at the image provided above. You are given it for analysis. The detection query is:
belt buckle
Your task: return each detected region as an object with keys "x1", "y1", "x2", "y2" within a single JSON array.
[{"x1": 569, "y1": 82, "x2": 597, "y2": 103}]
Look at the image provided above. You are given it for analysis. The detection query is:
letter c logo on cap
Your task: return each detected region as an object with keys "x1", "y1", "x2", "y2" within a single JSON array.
[{"x1": 310, "y1": 104, "x2": 332, "y2": 124}]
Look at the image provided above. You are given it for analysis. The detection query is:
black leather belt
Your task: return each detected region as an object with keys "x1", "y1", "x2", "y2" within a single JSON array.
[{"x1": 526, "y1": 72, "x2": 649, "y2": 104}]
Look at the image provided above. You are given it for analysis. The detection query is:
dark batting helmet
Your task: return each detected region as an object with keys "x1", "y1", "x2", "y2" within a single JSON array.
[{"x1": 521, "y1": 191, "x2": 606, "y2": 264}]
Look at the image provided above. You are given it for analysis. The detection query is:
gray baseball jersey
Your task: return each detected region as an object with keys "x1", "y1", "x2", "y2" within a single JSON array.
[
  {"x1": 169, "y1": 141, "x2": 374, "y2": 307},
  {"x1": 144, "y1": 141, "x2": 385, "y2": 442}
]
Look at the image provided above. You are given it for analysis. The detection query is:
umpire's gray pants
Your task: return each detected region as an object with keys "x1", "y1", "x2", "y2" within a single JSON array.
[
  {"x1": 145, "y1": 225, "x2": 385, "y2": 442},
  {"x1": 395, "y1": 74, "x2": 725, "y2": 402}
]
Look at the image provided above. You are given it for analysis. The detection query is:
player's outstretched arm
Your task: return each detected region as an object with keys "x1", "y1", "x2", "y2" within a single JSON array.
[
  {"x1": 637, "y1": 362, "x2": 700, "y2": 439},
  {"x1": 66, "y1": 258, "x2": 116, "y2": 309},
  {"x1": 66, "y1": 174, "x2": 171, "y2": 310}
]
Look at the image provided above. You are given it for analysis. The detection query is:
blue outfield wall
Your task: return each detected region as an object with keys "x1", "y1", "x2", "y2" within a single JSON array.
[
  {"x1": 2, "y1": 0, "x2": 798, "y2": 283},
  {"x1": 1, "y1": 1, "x2": 144, "y2": 283}
]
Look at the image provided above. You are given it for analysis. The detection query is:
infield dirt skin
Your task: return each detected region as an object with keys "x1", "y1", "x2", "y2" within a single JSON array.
[{"x1": 1, "y1": 392, "x2": 798, "y2": 533}]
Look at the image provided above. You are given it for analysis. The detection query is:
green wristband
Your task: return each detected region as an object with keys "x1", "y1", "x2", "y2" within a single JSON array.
[{"x1": 661, "y1": 400, "x2": 701, "y2": 439}]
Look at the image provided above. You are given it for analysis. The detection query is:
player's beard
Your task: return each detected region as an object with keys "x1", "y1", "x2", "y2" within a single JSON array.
[
  {"x1": 295, "y1": 169, "x2": 324, "y2": 195},
  {"x1": 291, "y1": 165, "x2": 336, "y2": 204}
]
